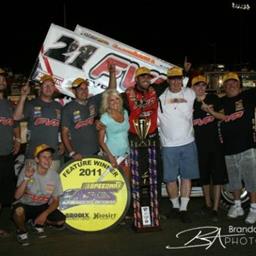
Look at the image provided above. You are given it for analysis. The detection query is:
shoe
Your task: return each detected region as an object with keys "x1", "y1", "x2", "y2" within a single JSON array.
[
  {"x1": 168, "y1": 208, "x2": 180, "y2": 219},
  {"x1": 227, "y1": 205, "x2": 244, "y2": 218},
  {"x1": 33, "y1": 225, "x2": 47, "y2": 239},
  {"x1": 16, "y1": 231, "x2": 30, "y2": 246},
  {"x1": 180, "y1": 211, "x2": 192, "y2": 223},
  {"x1": 245, "y1": 211, "x2": 256, "y2": 224},
  {"x1": 210, "y1": 210, "x2": 219, "y2": 222}
]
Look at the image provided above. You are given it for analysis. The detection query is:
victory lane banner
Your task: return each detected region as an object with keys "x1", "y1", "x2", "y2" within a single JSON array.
[{"x1": 59, "y1": 156, "x2": 131, "y2": 232}]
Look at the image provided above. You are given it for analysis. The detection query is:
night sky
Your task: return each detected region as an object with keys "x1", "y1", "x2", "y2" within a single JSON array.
[{"x1": 1, "y1": 0, "x2": 255, "y2": 75}]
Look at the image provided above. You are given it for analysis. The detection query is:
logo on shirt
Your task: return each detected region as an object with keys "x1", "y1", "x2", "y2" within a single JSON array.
[
  {"x1": 33, "y1": 106, "x2": 42, "y2": 118},
  {"x1": 235, "y1": 100, "x2": 244, "y2": 111},
  {"x1": 169, "y1": 98, "x2": 187, "y2": 104},
  {"x1": 0, "y1": 117, "x2": 14, "y2": 126},
  {"x1": 73, "y1": 110, "x2": 81, "y2": 123}
]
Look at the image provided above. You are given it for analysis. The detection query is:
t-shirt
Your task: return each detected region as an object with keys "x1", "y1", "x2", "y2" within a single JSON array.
[
  {"x1": 220, "y1": 88, "x2": 256, "y2": 155},
  {"x1": 17, "y1": 166, "x2": 63, "y2": 206},
  {"x1": 0, "y1": 99, "x2": 18, "y2": 155},
  {"x1": 193, "y1": 93, "x2": 222, "y2": 151},
  {"x1": 100, "y1": 110, "x2": 129, "y2": 157},
  {"x1": 23, "y1": 98, "x2": 62, "y2": 159},
  {"x1": 61, "y1": 94, "x2": 102, "y2": 156},
  {"x1": 158, "y1": 87, "x2": 195, "y2": 147}
]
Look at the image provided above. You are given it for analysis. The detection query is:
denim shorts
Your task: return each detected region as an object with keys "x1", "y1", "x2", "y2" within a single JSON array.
[
  {"x1": 162, "y1": 141, "x2": 200, "y2": 182},
  {"x1": 225, "y1": 148, "x2": 256, "y2": 192}
]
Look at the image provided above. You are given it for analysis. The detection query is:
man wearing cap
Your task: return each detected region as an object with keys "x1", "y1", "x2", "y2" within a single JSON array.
[
  {"x1": 157, "y1": 67, "x2": 200, "y2": 223},
  {"x1": 220, "y1": 72, "x2": 256, "y2": 224},
  {"x1": 192, "y1": 75, "x2": 227, "y2": 221},
  {"x1": 0, "y1": 68, "x2": 21, "y2": 238},
  {"x1": 108, "y1": 65, "x2": 169, "y2": 230},
  {"x1": 13, "y1": 74, "x2": 63, "y2": 173},
  {"x1": 61, "y1": 77, "x2": 114, "y2": 160},
  {"x1": 12, "y1": 144, "x2": 65, "y2": 246}
]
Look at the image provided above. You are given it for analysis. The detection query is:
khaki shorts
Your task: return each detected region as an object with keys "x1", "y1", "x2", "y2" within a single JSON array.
[{"x1": 225, "y1": 148, "x2": 256, "y2": 192}]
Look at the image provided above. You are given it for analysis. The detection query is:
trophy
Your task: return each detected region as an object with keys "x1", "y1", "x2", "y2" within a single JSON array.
[
  {"x1": 131, "y1": 117, "x2": 160, "y2": 231},
  {"x1": 133, "y1": 118, "x2": 151, "y2": 146}
]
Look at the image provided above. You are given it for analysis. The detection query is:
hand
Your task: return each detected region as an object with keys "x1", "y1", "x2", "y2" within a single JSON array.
[
  {"x1": 108, "y1": 63, "x2": 116, "y2": 74},
  {"x1": 108, "y1": 154, "x2": 118, "y2": 168},
  {"x1": 72, "y1": 153, "x2": 83, "y2": 161},
  {"x1": 184, "y1": 56, "x2": 192, "y2": 73},
  {"x1": 20, "y1": 83, "x2": 30, "y2": 97},
  {"x1": 25, "y1": 161, "x2": 35, "y2": 178},
  {"x1": 34, "y1": 212, "x2": 48, "y2": 226},
  {"x1": 12, "y1": 141, "x2": 21, "y2": 155},
  {"x1": 58, "y1": 143, "x2": 65, "y2": 155}
]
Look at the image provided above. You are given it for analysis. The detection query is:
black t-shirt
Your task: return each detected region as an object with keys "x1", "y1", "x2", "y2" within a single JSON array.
[
  {"x1": 193, "y1": 93, "x2": 222, "y2": 151},
  {"x1": 220, "y1": 88, "x2": 256, "y2": 155}
]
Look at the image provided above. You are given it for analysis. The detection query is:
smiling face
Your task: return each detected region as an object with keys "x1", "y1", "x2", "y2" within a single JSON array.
[
  {"x1": 192, "y1": 82, "x2": 207, "y2": 97},
  {"x1": 167, "y1": 77, "x2": 183, "y2": 93},
  {"x1": 108, "y1": 93, "x2": 122, "y2": 112},
  {"x1": 135, "y1": 74, "x2": 152, "y2": 91},
  {"x1": 35, "y1": 150, "x2": 53, "y2": 172},
  {"x1": 74, "y1": 82, "x2": 89, "y2": 101},
  {"x1": 40, "y1": 79, "x2": 55, "y2": 98},
  {"x1": 224, "y1": 79, "x2": 240, "y2": 97}
]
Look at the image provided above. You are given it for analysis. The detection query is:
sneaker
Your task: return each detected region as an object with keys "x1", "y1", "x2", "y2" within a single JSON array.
[
  {"x1": 245, "y1": 211, "x2": 256, "y2": 224},
  {"x1": 17, "y1": 232, "x2": 30, "y2": 246},
  {"x1": 180, "y1": 211, "x2": 192, "y2": 223},
  {"x1": 227, "y1": 205, "x2": 244, "y2": 218},
  {"x1": 33, "y1": 226, "x2": 47, "y2": 239}
]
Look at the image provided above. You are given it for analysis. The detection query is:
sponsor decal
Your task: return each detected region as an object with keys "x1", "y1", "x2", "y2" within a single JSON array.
[{"x1": 59, "y1": 157, "x2": 130, "y2": 232}]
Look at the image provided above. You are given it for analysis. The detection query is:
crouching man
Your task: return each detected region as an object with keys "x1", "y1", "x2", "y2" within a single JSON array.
[{"x1": 12, "y1": 144, "x2": 66, "y2": 246}]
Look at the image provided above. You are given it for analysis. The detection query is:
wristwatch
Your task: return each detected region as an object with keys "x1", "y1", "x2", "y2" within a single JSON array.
[{"x1": 69, "y1": 151, "x2": 76, "y2": 157}]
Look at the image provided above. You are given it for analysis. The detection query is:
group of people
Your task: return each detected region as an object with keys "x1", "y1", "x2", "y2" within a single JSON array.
[{"x1": 0, "y1": 62, "x2": 256, "y2": 244}]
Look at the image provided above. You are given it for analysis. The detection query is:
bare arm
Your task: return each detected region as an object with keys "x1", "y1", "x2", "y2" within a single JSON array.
[
  {"x1": 201, "y1": 101, "x2": 226, "y2": 121},
  {"x1": 62, "y1": 126, "x2": 82, "y2": 160},
  {"x1": 13, "y1": 84, "x2": 30, "y2": 120},
  {"x1": 12, "y1": 126, "x2": 21, "y2": 155},
  {"x1": 108, "y1": 64, "x2": 117, "y2": 89},
  {"x1": 34, "y1": 197, "x2": 59, "y2": 225},
  {"x1": 15, "y1": 164, "x2": 35, "y2": 199},
  {"x1": 98, "y1": 127, "x2": 117, "y2": 167}
]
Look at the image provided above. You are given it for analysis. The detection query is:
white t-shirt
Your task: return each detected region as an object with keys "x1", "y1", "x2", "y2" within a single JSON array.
[{"x1": 158, "y1": 87, "x2": 196, "y2": 147}]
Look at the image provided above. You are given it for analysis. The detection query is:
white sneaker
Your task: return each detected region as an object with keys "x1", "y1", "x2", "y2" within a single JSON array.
[
  {"x1": 227, "y1": 205, "x2": 244, "y2": 218},
  {"x1": 34, "y1": 226, "x2": 47, "y2": 239},
  {"x1": 17, "y1": 232, "x2": 30, "y2": 246},
  {"x1": 245, "y1": 211, "x2": 256, "y2": 224}
]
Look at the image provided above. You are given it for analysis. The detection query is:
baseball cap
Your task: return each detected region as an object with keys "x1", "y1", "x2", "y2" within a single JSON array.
[
  {"x1": 135, "y1": 67, "x2": 153, "y2": 78},
  {"x1": 72, "y1": 78, "x2": 88, "y2": 88},
  {"x1": 191, "y1": 75, "x2": 208, "y2": 86},
  {"x1": 34, "y1": 144, "x2": 55, "y2": 158},
  {"x1": 167, "y1": 67, "x2": 183, "y2": 78},
  {"x1": 223, "y1": 72, "x2": 239, "y2": 84},
  {"x1": 40, "y1": 74, "x2": 55, "y2": 84}
]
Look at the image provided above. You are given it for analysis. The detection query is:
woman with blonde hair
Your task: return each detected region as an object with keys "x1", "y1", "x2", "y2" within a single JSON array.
[{"x1": 99, "y1": 89, "x2": 130, "y2": 176}]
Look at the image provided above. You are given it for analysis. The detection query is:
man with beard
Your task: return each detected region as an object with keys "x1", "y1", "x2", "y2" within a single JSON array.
[{"x1": 13, "y1": 75, "x2": 64, "y2": 173}]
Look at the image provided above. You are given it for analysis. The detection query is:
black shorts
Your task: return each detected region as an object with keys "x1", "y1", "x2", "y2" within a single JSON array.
[
  {"x1": 0, "y1": 154, "x2": 16, "y2": 206},
  {"x1": 12, "y1": 202, "x2": 66, "y2": 223},
  {"x1": 197, "y1": 148, "x2": 228, "y2": 186}
]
